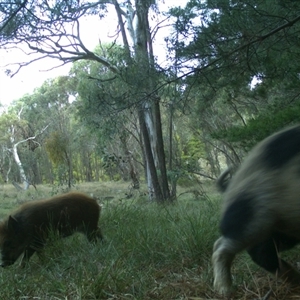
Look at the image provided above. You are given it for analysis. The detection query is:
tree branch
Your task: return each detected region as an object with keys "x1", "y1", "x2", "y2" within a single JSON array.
[
  {"x1": 1, "y1": 0, "x2": 120, "y2": 76},
  {"x1": 0, "y1": 0, "x2": 28, "y2": 33},
  {"x1": 193, "y1": 14, "x2": 300, "y2": 72},
  {"x1": 14, "y1": 124, "x2": 50, "y2": 148}
]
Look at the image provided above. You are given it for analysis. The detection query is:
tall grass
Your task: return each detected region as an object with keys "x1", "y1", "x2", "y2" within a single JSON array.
[{"x1": 0, "y1": 182, "x2": 300, "y2": 299}]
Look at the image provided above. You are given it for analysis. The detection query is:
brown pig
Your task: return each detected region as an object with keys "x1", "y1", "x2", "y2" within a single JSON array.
[{"x1": 0, "y1": 192, "x2": 103, "y2": 267}]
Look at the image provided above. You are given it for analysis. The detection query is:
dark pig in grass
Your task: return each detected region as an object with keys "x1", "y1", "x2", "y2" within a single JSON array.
[{"x1": 0, "y1": 192, "x2": 103, "y2": 267}]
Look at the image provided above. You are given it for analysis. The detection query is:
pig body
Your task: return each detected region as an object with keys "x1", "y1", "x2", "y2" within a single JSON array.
[
  {"x1": 212, "y1": 125, "x2": 300, "y2": 294},
  {"x1": 0, "y1": 192, "x2": 103, "y2": 267}
]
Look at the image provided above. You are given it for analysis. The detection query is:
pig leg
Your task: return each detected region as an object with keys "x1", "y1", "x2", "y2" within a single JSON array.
[
  {"x1": 20, "y1": 247, "x2": 36, "y2": 267},
  {"x1": 212, "y1": 236, "x2": 241, "y2": 295},
  {"x1": 86, "y1": 227, "x2": 104, "y2": 242},
  {"x1": 20, "y1": 238, "x2": 46, "y2": 267},
  {"x1": 247, "y1": 234, "x2": 300, "y2": 284}
]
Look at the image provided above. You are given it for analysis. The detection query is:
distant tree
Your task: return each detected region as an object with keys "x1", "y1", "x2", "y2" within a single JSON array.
[
  {"x1": 0, "y1": 104, "x2": 49, "y2": 188},
  {"x1": 0, "y1": 0, "x2": 177, "y2": 201},
  {"x1": 69, "y1": 45, "x2": 142, "y2": 186},
  {"x1": 45, "y1": 130, "x2": 73, "y2": 188}
]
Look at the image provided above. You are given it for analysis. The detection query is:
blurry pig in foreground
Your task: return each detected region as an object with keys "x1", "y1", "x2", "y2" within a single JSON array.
[
  {"x1": 0, "y1": 192, "x2": 103, "y2": 267},
  {"x1": 213, "y1": 125, "x2": 300, "y2": 295}
]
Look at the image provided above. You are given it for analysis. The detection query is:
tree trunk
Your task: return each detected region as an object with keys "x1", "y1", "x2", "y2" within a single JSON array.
[
  {"x1": 152, "y1": 99, "x2": 170, "y2": 200},
  {"x1": 138, "y1": 107, "x2": 164, "y2": 201},
  {"x1": 132, "y1": 0, "x2": 171, "y2": 201},
  {"x1": 120, "y1": 133, "x2": 140, "y2": 189},
  {"x1": 12, "y1": 143, "x2": 29, "y2": 190},
  {"x1": 64, "y1": 149, "x2": 72, "y2": 188}
]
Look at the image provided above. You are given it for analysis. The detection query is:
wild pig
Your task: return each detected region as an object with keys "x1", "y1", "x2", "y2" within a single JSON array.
[
  {"x1": 0, "y1": 191, "x2": 103, "y2": 267},
  {"x1": 212, "y1": 125, "x2": 300, "y2": 295}
]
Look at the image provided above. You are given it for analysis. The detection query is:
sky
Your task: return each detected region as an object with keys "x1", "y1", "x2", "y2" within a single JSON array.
[{"x1": 0, "y1": 0, "x2": 188, "y2": 107}]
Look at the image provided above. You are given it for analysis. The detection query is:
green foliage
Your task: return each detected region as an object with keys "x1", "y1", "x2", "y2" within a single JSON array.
[
  {"x1": 176, "y1": 0, "x2": 300, "y2": 75},
  {"x1": 181, "y1": 136, "x2": 206, "y2": 166},
  {"x1": 45, "y1": 131, "x2": 68, "y2": 165},
  {"x1": 170, "y1": 0, "x2": 300, "y2": 101},
  {"x1": 164, "y1": 0, "x2": 300, "y2": 169},
  {"x1": 169, "y1": 134, "x2": 207, "y2": 183},
  {"x1": 212, "y1": 101, "x2": 300, "y2": 149},
  {"x1": 70, "y1": 45, "x2": 132, "y2": 142},
  {"x1": 0, "y1": 0, "x2": 107, "y2": 44}
]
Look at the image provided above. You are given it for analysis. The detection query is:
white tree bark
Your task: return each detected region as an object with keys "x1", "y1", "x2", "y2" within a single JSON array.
[
  {"x1": 10, "y1": 122, "x2": 49, "y2": 190},
  {"x1": 12, "y1": 142, "x2": 29, "y2": 190}
]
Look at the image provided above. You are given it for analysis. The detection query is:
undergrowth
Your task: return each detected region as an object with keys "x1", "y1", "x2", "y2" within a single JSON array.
[{"x1": 0, "y1": 182, "x2": 300, "y2": 299}]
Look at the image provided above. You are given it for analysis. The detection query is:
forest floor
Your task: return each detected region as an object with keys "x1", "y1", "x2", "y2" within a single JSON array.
[{"x1": 0, "y1": 181, "x2": 300, "y2": 299}]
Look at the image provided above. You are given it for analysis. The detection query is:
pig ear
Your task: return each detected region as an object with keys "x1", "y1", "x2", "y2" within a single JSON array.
[{"x1": 7, "y1": 216, "x2": 19, "y2": 233}]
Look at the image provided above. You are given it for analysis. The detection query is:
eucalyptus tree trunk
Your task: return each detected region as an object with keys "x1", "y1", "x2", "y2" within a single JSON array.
[
  {"x1": 9, "y1": 121, "x2": 49, "y2": 190},
  {"x1": 10, "y1": 126, "x2": 29, "y2": 190},
  {"x1": 128, "y1": 0, "x2": 171, "y2": 201},
  {"x1": 12, "y1": 142, "x2": 29, "y2": 190},
  {"x1": 113, "y1": 0, "x2": 170, "y2": 201}
]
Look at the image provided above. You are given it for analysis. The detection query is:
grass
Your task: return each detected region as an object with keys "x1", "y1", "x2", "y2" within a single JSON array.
[{"x1": 0, "y1": 181, "x2": 300, "y2": 299}]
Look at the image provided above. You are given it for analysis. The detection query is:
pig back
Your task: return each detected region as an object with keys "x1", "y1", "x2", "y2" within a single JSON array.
[{"x1": 11, "y1": 192, "x2": 100, "y2": 239}]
